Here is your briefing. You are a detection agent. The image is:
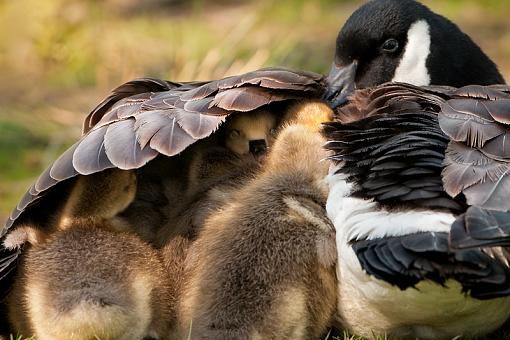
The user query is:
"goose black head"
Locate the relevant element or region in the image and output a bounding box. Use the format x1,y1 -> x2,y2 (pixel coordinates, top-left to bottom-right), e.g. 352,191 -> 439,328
325,0 -> 505,107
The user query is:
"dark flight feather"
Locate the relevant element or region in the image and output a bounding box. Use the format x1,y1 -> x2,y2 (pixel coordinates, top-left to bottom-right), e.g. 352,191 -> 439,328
323,83 -> 459,211
352,232 -> 510,299
450,207 -> 510,249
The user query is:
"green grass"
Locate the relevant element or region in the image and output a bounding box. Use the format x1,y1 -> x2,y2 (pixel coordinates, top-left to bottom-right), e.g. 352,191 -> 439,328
0,121 -> 49,180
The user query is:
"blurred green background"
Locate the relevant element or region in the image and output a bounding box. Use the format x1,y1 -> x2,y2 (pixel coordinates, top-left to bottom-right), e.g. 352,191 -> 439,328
1,0 -> 510,224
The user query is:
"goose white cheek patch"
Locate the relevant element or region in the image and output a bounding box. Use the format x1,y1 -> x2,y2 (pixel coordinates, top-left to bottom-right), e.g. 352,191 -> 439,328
392,20 -> 431,86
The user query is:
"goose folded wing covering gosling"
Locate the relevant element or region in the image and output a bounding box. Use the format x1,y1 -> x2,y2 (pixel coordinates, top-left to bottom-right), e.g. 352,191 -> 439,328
323,82 -> 510,299
4,68 -> 325,230
0,67 -> 326,295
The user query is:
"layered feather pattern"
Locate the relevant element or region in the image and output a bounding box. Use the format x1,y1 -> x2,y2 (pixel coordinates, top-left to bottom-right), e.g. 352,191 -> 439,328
451,207 -> 510,249
324,83 -> 510,296
323,84 -> 462,212
439,87 -> 510,211
352,231 -> 510,299
1,67 -> 325,247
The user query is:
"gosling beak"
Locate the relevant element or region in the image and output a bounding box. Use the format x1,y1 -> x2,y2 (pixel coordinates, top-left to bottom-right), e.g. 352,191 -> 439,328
249,139 -> 267,160
323,60 -> 357,109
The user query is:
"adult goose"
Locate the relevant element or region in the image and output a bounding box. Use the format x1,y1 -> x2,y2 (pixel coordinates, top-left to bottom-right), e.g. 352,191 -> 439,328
0,0 -> 507,336
320,0 -> 510,338
323,83 -> 510,339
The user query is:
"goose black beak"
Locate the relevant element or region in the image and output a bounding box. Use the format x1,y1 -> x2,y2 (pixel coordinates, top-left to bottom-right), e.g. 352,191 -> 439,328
323,60 -> 357,109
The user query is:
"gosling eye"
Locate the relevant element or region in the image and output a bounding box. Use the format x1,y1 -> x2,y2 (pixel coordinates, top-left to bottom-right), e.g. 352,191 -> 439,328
269,128 -> 277,136
381,38 -> 399,53
228,129 -> 240,139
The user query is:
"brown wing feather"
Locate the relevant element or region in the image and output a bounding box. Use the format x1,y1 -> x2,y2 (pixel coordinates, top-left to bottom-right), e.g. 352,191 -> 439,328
103,119 -> 159,169
182,97 -> 225,115
179,81 -> 220,102
439,85 -> 510,212
217,68 -> 321,90
175,110 -> 226,139
72,127 -> 114,175
442,142 -> 510,197
439,99 -> 505,148
463,173 -> 510,211
451,85 -> 510,100
211,86 -> 290,111
83,78 -> 182,133
148,119 -> 197,157
482,131 -> 510,160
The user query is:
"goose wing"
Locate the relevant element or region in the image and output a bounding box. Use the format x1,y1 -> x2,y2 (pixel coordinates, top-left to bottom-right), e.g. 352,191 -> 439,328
438,85 -> 510,249
0,68 -> 325,292
3,67 -> 324,232
323,83 -> 510,297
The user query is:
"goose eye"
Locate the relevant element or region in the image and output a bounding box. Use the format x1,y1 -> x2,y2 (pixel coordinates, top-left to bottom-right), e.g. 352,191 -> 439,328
381,38 -> 399,53
269,128 -> 277,135
229,129 -> 240,139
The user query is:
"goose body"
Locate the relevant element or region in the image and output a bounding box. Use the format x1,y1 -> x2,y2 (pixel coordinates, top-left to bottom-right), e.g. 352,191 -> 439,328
324,83 -> 510,339
321,1 -> 510,337
328,173 -> 510,339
